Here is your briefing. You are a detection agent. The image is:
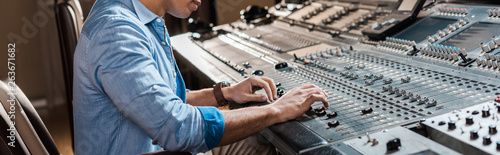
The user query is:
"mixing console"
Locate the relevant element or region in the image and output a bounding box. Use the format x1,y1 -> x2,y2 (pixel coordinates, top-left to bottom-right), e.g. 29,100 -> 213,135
172,0 -> 500,154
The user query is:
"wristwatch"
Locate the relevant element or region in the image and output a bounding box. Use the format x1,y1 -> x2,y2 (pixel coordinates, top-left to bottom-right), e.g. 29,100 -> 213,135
213,81 -> 231,106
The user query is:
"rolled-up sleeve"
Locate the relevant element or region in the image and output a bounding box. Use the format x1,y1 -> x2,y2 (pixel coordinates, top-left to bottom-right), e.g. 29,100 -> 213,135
197,107 -> 225,150
85,17 -> 224,152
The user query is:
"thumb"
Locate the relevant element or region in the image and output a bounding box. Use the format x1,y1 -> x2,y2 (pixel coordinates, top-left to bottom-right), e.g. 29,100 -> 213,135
245,94 -> 268,102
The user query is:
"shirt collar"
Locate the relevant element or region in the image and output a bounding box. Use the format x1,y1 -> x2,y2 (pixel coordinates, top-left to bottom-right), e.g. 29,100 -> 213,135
131,0 -> 159,24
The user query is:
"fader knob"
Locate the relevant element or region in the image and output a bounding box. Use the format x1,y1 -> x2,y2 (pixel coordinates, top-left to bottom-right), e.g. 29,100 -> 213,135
484,135 -> 492,145
327,112 -> 338,118
470,130 -> 479,139
482,109 -> 491,117
465,116 -> 474,125
328,120 -> 340,128
383,78 -> 393,84
361,107 -> 373,114
448,121 -> 456,130
490,125 -> 497,134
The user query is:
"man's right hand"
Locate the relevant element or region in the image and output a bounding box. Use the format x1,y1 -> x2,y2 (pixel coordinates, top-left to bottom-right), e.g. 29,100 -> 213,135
269,84 -> 330,123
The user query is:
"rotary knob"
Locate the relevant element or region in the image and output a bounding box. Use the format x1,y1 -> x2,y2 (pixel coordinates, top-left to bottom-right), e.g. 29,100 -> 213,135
482,109 -> 491,117
484,135 -> 492,145
465,116 -> 474,125
470,130 -> 479,139
448,121 -> 456,130
490,125 -> 497,134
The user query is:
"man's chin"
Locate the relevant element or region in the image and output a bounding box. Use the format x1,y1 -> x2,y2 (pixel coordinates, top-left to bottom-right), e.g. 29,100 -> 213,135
168,11 -> 192,19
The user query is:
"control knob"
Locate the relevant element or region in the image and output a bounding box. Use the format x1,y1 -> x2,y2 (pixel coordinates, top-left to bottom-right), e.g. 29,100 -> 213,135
386,138 -> 401,151
328,120 -> 340,128
327,112 -> 338,118
490,125 -> 497,134
484,135 -> 492,145
482,109 -> 491,117
448,121 -> 456,130
465,116 -> 474,125
361,107 -> 373,114
470,130 -> 479,139
251,70 -> 264,76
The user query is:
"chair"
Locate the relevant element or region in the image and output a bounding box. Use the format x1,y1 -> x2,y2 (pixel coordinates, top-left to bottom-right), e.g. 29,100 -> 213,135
54,0 -> 84,150
0,81 -> 61,155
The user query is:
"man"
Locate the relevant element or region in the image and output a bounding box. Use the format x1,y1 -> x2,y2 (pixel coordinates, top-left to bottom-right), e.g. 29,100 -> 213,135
73,0 -> 329,154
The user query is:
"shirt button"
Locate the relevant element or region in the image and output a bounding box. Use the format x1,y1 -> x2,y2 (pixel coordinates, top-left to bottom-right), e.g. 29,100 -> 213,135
153,85 -> 159,90
156,18 -> 161,23
161,42 -> 166,45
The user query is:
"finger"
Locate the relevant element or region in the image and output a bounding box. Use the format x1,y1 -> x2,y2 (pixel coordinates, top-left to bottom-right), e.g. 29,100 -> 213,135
251,78 -> 274,101
305,94 -> 329,108
245,94 -> 268,102
260,77 -> 277,100
299,84 -> 316,89
301,87 -> 326,96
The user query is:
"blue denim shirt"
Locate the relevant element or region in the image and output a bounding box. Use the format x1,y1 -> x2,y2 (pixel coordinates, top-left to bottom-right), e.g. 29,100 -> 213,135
73,0 -> 224,154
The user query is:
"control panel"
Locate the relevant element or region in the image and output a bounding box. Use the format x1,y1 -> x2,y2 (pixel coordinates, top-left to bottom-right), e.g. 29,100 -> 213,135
172,0 -> 500,154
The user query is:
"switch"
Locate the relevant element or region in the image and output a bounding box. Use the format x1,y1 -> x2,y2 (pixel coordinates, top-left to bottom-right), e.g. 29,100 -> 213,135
470,130 -> 479,139
386,138 -> 401,151
465,116 -> 474,125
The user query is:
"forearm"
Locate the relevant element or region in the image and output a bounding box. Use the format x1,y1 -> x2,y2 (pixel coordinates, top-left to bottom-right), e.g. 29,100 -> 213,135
217,104 -> 280,146
186,88 -> 218,106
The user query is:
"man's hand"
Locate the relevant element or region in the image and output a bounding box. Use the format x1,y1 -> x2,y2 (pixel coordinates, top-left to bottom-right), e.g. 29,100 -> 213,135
269,84 -> 329,123
222,76 -> 277,104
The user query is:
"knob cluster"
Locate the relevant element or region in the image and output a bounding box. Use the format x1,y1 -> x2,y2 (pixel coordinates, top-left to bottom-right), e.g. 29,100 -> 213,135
438,7 -> 468,16
426,18 -> 469,43
420,43 -> 466,61
378,37 -> 416,52
487,9 -> 500,17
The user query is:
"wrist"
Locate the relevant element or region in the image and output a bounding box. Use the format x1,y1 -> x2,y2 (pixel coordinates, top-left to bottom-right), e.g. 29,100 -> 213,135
265,104 -> 283,124
221,86 -> 232,102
